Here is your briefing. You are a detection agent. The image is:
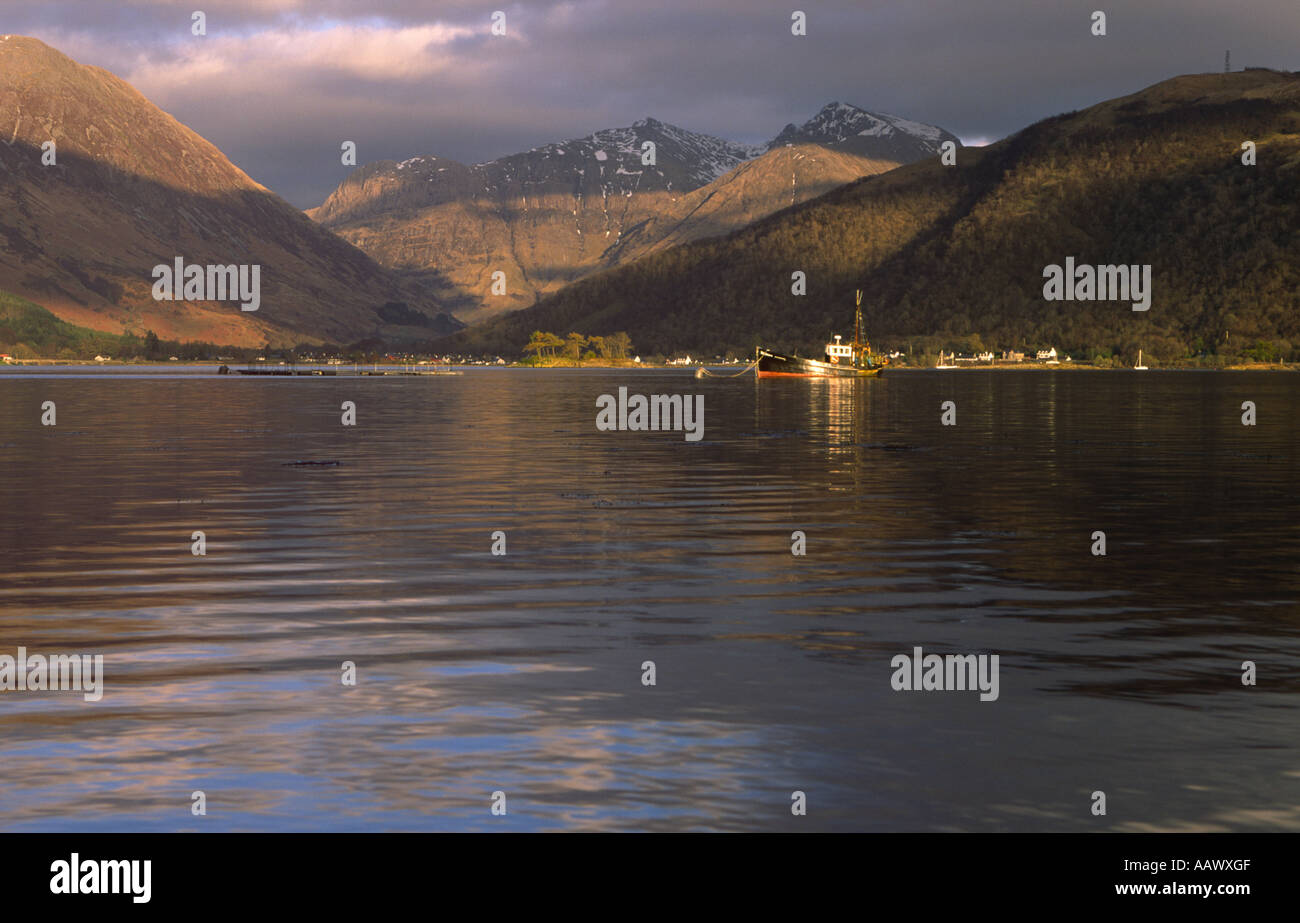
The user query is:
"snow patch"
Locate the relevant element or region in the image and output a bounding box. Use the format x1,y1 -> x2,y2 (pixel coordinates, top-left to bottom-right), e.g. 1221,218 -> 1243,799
878,113 -> 944,142
794,101 -> 947,151
395,155 -> 437,171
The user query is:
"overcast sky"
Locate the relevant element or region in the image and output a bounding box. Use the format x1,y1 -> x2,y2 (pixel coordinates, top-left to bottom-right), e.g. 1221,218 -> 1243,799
4,0 -> 1297,207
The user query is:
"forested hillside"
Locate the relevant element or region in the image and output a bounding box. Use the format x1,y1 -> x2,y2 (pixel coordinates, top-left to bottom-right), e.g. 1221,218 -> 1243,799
437,71 -> 1300,364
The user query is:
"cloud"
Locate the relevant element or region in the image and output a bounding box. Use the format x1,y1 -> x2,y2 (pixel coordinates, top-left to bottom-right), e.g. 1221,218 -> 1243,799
125,22 -> 479,87
4,0 -> 1297,207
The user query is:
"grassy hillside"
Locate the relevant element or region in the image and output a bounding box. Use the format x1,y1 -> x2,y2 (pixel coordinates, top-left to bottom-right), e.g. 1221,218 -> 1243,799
0,290 -> 245,360
0,290 -> 128,358
437,71 -> 1300,365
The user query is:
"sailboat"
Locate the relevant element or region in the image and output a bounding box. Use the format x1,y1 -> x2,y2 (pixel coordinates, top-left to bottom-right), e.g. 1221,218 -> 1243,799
935,351 -> 957,369
1134,349 -> 1148,371
755,290 -> 885,377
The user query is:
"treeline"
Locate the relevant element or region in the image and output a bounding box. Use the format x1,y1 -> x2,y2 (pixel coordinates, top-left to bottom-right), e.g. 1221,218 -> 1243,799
437,73 -> 1300,366
520,330 -> 634,365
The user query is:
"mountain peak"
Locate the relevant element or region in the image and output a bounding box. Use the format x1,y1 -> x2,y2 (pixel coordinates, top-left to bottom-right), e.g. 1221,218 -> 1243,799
0,34 -> 54,51
0,35 -> 264,197
0,35 -> 92,77
766,101 -> 957,161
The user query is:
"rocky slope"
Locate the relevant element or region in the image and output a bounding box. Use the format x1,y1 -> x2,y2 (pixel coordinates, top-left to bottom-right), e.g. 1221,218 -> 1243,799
0,36 -> 462,347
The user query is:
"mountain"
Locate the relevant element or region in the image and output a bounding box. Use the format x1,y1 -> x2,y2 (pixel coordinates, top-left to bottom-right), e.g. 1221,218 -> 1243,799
309,108 -> 954,323
600,142 -> 904,262
767,101 -> 960,161
310,117 -> 761,230
0,36 -> 462,347
435,70 -> 1300,363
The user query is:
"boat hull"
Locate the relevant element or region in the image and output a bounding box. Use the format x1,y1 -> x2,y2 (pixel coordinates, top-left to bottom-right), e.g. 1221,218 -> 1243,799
756,350 -> 882,378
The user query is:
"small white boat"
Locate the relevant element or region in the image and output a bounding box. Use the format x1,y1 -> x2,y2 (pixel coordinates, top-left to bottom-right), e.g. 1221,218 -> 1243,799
1135,349 -> 1148,371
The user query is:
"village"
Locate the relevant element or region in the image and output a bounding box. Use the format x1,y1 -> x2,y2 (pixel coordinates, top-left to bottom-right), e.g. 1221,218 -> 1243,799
935,347 -> 1066,367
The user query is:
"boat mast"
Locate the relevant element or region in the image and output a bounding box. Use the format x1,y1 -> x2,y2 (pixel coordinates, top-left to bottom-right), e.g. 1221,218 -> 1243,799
854,289 -> 870,367
854,290 -> 862,349
854,289 -> 862,366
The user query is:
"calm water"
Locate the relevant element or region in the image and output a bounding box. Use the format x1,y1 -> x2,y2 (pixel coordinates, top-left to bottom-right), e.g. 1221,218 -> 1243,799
1,366 -> 1297,831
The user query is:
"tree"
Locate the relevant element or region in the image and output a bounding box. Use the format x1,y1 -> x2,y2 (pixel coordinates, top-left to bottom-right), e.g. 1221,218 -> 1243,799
563,332 -> 587,363
605,331 -> 633,360
143,329 -> 162,360
523,330 -> 562,362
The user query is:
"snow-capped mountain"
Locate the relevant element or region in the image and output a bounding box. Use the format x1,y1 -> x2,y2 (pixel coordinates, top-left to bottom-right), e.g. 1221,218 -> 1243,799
309,104 -> 958,323
767,101 -> 959,161
496,117 -> 764,189
310,117 -> 764,228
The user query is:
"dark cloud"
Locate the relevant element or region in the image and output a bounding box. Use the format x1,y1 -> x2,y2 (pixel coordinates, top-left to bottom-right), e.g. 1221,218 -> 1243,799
5,0 -> 1297,207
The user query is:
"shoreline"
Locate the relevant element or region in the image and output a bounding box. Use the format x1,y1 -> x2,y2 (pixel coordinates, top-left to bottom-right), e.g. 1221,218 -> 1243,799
885,362 -> 1297,372
2,360 -> 1296,373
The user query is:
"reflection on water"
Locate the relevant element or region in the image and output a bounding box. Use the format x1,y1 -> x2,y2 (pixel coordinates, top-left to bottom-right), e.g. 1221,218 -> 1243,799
0,367 -> 1297,831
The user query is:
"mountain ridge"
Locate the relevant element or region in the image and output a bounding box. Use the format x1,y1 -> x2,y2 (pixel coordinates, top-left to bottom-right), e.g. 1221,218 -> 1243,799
309,103 -> 957,323
431,70 -> 1300,363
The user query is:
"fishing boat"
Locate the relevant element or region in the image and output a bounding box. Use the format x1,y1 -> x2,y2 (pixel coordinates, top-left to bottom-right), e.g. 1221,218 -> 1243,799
756,290 -> 886,378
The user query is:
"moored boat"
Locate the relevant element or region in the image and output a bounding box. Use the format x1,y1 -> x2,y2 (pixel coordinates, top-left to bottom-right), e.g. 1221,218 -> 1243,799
756,290 -> 886,378
756,347 -> 882,377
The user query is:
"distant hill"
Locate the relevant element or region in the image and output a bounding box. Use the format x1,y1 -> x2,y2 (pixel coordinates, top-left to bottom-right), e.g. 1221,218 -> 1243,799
436,71 -> 1300,363
0,36 -> 462,347
309,106 -> 954,324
